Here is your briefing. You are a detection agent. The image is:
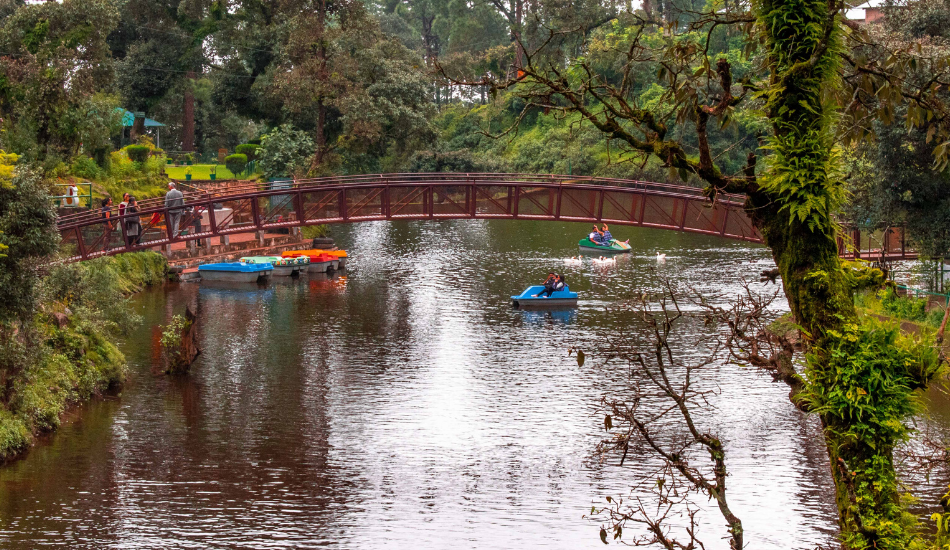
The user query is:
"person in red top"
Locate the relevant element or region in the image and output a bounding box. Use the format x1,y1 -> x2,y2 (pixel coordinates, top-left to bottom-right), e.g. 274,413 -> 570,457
118,192 -> 129,217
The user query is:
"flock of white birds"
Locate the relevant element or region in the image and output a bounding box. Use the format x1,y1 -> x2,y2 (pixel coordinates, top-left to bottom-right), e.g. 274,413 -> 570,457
563,253 -> 667,266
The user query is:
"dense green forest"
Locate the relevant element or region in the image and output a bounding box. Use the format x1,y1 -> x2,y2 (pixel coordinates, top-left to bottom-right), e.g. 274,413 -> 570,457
0,0 -> 759,179
4,0 -> 950,547
0,0 -> 943,254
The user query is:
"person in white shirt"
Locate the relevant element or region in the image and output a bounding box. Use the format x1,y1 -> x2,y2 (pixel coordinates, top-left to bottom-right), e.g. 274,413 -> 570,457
165,182 -> 185,237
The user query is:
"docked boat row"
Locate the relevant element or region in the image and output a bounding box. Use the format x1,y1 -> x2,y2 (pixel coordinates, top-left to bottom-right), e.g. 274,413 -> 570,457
197,249 -> 348,282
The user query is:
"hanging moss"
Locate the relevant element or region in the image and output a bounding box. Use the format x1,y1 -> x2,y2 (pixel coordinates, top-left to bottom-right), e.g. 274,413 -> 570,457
803,320 -> 941,549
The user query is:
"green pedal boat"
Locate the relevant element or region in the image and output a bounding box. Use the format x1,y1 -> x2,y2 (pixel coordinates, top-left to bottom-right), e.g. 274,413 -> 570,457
578,238 -> 632,253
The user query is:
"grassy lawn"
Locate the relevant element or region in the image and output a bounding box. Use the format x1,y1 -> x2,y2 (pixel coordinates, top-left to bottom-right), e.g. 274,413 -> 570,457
164,163 -> 259,180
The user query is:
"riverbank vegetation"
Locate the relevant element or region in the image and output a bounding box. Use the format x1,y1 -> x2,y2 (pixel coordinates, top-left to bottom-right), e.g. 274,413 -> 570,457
856,288 -> 948,329
0,147 -> 166,463
0,251 -> 166,463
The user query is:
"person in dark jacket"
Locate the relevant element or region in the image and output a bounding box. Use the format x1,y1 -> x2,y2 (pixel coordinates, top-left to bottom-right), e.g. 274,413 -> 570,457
100,197 -> 113,249
534,273 -> 558,297
125,196 -> 142,247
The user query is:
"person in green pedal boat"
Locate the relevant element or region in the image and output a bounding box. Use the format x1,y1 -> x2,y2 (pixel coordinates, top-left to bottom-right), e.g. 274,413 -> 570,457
588,225 -> 606,245
600,223 -> 628,245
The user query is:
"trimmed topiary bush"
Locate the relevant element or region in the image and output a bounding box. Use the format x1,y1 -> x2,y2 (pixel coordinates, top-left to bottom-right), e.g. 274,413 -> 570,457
235,143 -> 260,162
225,153 -> 248,176
125,145 -> 150,163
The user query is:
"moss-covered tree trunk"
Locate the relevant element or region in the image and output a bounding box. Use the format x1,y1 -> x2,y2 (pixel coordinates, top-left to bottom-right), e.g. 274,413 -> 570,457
752,0 -> 925,547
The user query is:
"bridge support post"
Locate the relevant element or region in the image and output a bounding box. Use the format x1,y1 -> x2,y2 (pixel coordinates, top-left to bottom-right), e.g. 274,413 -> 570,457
257,230 -> 266,246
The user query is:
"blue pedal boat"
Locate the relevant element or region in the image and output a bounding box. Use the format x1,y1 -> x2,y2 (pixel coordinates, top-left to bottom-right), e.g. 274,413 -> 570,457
511,285 -> 579,308
198,262 -> 273,283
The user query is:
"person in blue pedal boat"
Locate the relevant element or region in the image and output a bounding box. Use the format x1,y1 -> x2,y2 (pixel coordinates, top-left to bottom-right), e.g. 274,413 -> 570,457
533,273 -> 557,297
535,274 -> 565,298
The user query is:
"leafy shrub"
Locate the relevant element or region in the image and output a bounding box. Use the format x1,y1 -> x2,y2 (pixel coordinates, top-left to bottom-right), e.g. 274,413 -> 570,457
0,409 -> 29,460
301,224 -> 330,239
134,135 -> 160,152
0,168 -> 60,322
142,154 -> 165,176
42,252 -> 166,334
160,314 -> 187,350
225,153 -> 248,176
258,124 -> 314,179
69,156 -> 100,179
235,143 -> 260,162
125,145 -> 150,163
108,150 -> 137,179
49,161 -> 70,178
856,287 -> 947,328
926,307 -> 947,328
879,288 -> 928,322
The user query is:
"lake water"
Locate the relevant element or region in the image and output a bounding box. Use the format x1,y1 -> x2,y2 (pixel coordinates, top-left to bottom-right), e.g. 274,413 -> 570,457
2,218 -> 910,549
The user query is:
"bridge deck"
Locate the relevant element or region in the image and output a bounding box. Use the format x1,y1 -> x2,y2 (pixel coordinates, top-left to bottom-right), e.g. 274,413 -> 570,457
53,173 -> 917,262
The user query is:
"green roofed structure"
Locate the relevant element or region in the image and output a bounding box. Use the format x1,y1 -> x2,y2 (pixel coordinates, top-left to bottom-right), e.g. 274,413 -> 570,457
117,109 -> 166,148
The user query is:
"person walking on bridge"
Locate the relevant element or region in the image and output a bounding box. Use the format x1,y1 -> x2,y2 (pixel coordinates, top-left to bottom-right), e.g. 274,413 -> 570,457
125,195 -> 142,247
165,182 -> 184,238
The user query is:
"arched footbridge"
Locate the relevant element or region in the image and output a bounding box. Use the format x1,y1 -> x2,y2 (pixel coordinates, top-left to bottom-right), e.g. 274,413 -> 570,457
54,173 -> 913,262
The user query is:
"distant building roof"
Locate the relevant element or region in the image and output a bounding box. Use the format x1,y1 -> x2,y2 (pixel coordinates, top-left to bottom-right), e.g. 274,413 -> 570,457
847,0 -> 889,21
118,109 -> 165,128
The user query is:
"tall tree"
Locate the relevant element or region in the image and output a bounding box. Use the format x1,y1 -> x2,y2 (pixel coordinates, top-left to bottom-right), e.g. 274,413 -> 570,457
110,0 -> 222,152
216,0 -> 436,173
0,0 -> 120,164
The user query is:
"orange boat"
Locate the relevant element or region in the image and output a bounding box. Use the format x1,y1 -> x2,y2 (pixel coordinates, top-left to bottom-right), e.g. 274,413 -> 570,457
282,250 -> 339,272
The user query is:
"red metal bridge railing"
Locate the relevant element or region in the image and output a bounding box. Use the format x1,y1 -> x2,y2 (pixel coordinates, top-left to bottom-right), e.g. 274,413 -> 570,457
55,173 -> 764,263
